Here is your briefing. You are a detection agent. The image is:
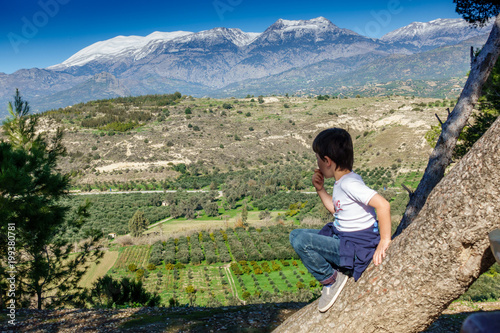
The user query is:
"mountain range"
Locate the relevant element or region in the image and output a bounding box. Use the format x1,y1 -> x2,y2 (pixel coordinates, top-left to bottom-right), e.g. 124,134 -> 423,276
0,17 -> 493,115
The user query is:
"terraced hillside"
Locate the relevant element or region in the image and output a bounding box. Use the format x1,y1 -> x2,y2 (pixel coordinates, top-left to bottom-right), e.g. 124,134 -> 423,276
28,94 -> 451,189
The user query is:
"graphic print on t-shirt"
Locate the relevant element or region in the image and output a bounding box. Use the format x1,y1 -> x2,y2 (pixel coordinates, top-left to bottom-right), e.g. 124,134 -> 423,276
334,200 -> 342,212
333,200 -> 343,227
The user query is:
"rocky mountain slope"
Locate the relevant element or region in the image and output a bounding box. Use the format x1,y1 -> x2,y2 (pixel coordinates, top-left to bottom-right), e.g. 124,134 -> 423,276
214,33 -> 487,98
381,18 -> 492,49
0,17 -> 492,116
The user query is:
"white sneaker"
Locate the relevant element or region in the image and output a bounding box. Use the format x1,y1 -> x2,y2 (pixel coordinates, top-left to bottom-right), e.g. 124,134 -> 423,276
318,271 -> 348,312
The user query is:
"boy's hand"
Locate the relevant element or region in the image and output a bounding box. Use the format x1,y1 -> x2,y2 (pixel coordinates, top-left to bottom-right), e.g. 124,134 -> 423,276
312,168 -> 335,214
373,238 -> 391,266
312,169 -> 325,191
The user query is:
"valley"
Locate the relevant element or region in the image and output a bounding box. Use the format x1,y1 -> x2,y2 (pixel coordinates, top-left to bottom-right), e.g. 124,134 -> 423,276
30,92 -> 498,310
3,90 -> 500,331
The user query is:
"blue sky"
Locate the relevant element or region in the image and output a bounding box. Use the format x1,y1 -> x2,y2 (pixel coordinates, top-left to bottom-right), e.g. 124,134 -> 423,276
1,0 -> 462,74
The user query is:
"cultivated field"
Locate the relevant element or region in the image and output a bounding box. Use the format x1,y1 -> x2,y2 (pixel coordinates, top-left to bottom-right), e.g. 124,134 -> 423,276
79,251 -> 119,288
144,210 -> 288,236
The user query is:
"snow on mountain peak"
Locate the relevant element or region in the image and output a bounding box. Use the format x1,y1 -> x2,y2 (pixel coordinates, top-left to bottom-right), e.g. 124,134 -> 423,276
381,18 -> 493,47
250,16 -> 358,46
171,27 -> 260,47
50,27 -> 264,69
48,17 -> 485,71
272,16 -> 338,32
49,31 -> 193,68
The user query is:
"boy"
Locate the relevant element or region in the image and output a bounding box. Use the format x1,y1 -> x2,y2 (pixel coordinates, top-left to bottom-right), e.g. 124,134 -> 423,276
289,128 -> 391,312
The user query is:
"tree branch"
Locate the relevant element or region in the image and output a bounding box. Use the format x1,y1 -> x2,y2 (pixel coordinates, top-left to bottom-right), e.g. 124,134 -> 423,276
401,184 -> 413,196
393,14 -> 500,237
435,113 -> 444,126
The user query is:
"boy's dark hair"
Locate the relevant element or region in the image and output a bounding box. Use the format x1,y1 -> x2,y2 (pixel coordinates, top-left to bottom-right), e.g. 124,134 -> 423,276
312,128 -> 353,171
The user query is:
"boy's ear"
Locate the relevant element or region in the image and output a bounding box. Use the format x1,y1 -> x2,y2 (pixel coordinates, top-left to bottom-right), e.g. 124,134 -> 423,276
323,156 -> 333,167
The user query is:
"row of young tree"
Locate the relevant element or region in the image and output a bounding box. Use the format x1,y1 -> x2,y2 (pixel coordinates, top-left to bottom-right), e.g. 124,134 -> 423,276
144,226 -> 298,268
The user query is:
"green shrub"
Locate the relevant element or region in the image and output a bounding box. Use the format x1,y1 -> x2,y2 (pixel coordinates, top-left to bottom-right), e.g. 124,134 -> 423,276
168,297 -> 179,307
459,264 -> 500,301
261,262 -> 271,273
87,275 -> 161,308
135,269 -> 145,280
174,262 -> 185,269
271,261 -> 282,271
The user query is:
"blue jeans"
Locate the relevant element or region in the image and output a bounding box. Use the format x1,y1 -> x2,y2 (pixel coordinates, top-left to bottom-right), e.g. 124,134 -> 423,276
289,228 -> 341,285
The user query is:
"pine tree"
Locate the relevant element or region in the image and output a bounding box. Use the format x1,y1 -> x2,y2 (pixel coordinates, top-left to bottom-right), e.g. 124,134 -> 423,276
0,90 -> 103,309
129,210 -> 149,237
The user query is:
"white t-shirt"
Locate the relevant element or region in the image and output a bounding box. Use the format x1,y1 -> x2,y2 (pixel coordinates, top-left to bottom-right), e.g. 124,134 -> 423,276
332,172 -> 378,232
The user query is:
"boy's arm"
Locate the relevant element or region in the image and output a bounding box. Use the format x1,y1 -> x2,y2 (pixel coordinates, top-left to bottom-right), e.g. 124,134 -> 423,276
312,169 -> 335,214
368,193 -> 391,266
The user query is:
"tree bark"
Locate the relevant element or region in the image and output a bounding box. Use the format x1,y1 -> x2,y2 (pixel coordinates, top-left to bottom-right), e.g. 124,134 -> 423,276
394,14 -> 500,237
275,115 -> 500,332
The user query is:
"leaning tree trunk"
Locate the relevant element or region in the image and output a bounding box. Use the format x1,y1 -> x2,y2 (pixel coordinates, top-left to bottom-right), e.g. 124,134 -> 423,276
394,14 -> 500,237
275,116 -> 500,332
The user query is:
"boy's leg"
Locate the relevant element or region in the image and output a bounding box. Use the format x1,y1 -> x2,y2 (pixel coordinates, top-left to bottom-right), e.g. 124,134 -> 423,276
289,228 -> 348,312
289,229 -> 340,285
